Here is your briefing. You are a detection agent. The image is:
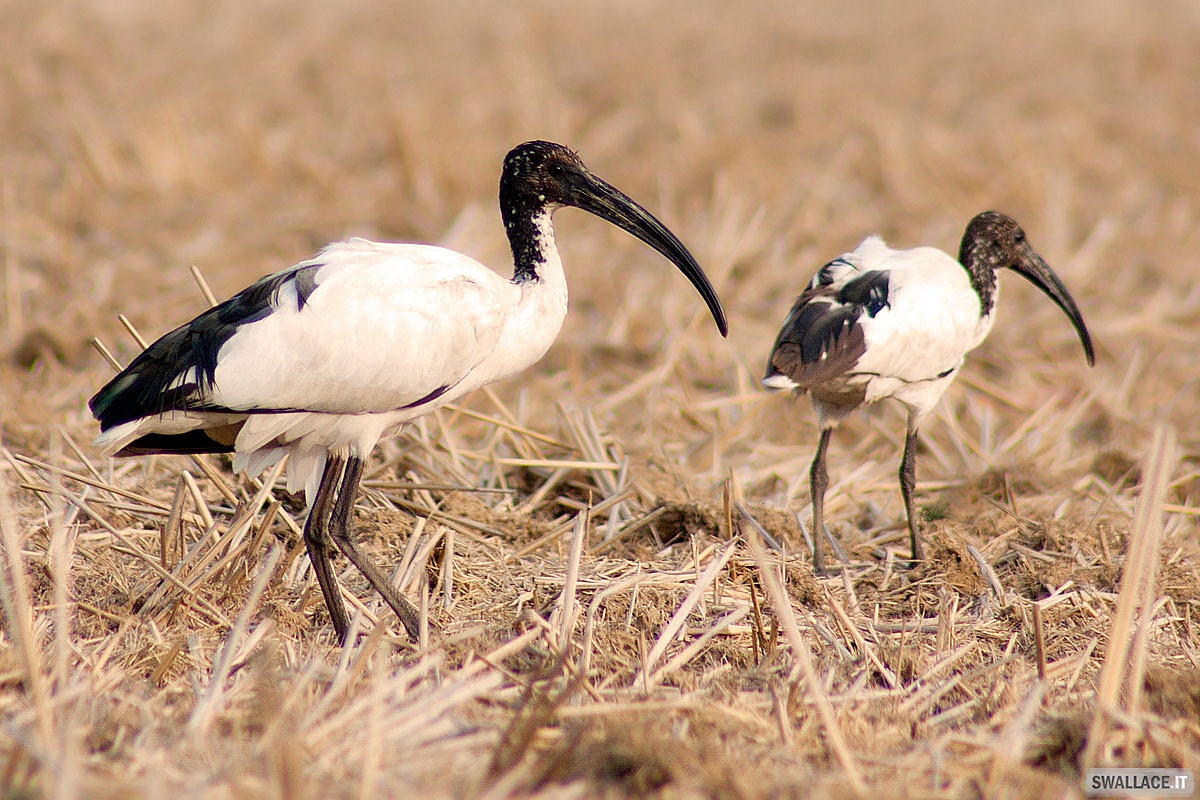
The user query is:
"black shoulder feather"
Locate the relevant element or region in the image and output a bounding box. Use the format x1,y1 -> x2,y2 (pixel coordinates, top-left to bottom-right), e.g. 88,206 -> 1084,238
764,287 -> 869,390
89,264 -> 321,429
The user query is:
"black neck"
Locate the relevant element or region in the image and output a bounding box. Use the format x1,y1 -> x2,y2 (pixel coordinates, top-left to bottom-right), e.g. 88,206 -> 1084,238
499,184 -> 552,283
958,233 -> 999,317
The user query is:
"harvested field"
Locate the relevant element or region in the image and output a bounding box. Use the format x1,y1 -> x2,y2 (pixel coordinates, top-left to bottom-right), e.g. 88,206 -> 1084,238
1,1 -> 1199,797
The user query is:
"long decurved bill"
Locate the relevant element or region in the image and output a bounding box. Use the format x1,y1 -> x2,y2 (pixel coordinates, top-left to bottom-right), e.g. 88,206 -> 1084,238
1012,247 -> 1096,366
568,172 -> 728,337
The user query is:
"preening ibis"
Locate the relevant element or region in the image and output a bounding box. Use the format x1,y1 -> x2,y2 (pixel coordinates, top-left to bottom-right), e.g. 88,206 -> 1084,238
90,140 -> 728,643
763,211 -> 1094,574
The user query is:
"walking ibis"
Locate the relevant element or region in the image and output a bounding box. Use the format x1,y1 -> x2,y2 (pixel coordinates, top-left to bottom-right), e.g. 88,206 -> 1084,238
763,211 -> 1094,574
90,140 -> 728,643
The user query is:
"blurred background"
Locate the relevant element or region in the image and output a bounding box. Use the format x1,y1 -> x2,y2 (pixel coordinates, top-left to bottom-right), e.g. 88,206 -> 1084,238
2,1 -> 1197,476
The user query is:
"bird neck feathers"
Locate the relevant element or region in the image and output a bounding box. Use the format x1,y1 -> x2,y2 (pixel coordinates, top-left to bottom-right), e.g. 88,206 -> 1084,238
502,202 -> 562,282
957,234 -> 999,317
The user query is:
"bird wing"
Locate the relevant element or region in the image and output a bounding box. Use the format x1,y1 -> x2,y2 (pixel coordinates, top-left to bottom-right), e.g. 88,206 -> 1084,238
764,284 -> 869,390
763,239 -> 984,392
763,241 -> 892,390
90,240 -> 516,430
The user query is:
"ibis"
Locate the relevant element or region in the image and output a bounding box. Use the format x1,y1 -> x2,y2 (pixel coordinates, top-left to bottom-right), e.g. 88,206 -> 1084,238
90,140 -> 728,643
763,211 -> 1094,574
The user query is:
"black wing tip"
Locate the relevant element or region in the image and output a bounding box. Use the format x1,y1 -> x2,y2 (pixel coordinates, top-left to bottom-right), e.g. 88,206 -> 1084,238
766,300 -> 867,390
113,430 -> 237,457
88,369 -> 129,420
88,265 -> 317,429
88,377 -> 193,431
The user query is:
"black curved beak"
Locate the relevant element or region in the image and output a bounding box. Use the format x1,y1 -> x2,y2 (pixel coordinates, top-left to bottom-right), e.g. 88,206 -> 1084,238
1011,247 -> 1095,366
567,172 -> 728,337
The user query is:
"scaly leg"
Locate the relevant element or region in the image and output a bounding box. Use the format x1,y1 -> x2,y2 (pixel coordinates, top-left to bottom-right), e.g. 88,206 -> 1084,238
809,427 -> 833,575
327,456 -> 422,641
899,423 -> 925,565
303,456 -> 352,642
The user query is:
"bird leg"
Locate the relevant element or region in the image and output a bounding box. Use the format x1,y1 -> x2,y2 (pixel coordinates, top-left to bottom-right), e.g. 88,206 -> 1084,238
899,425 -> 925,565
303,456 -> 352,642
326,456 -> 423,642
809,427 -> 833,575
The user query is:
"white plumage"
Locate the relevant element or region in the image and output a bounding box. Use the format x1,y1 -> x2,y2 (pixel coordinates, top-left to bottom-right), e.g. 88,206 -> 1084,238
92,141 -> 728,643
764,211 -> 1094,574
96,234 -> 570,503
765,236 -> 994,424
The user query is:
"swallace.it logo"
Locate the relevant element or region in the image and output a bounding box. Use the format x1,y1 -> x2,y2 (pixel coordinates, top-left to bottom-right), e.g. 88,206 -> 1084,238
1085,768 -> 1193,797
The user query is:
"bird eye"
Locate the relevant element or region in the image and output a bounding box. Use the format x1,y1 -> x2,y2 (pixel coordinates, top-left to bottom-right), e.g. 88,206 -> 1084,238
547,163 -> 566,178
1014,231 -> 1026,243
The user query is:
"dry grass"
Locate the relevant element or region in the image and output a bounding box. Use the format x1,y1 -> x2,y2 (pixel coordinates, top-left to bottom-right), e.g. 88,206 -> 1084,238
2,1 -> 1199,797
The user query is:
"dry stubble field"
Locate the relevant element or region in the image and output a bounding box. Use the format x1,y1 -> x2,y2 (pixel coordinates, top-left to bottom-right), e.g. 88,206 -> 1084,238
1,2 -> 1199,797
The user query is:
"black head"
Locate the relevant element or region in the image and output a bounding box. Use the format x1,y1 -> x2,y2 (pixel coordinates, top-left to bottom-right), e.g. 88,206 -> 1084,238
499,140 -> 728,337
961,212 -> 1027,268
961,211 -> 1095,366
500,140 -> 591,211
